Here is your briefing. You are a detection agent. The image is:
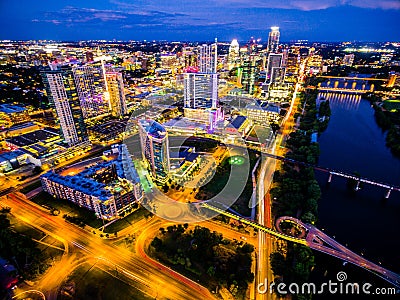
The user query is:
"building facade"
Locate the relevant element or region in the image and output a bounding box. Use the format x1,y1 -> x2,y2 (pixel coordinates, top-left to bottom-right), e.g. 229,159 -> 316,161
266,53 -> 285,84
138,119 -> 170,183
267,26 -> 280,53
228,39 -> 240,70
239,58 -> 258,95
41,144 -> 143,219
244,102 -> 282,124
198,41 -> 217,73
105,72 -> 127,117
183,72 -> 218,109
41,65 -> 88,146
72,65 -> 107,118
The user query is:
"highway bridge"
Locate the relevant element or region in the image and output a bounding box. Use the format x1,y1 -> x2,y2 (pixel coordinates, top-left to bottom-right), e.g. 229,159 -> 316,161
200,203 -> 400,290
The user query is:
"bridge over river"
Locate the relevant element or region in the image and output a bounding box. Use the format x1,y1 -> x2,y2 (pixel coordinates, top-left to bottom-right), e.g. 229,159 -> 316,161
200,203 -> 400,290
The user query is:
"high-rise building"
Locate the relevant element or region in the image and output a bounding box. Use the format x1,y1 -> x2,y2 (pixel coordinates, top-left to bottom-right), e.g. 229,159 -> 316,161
105,72 -> 127,117
182,47 -> 198,71
239,58 -> 258,95
266,53 -> 284,83
198,41 -> 218,73
228,39 -> 240,70
183,40 -> 220,132
41,65 -> 88,146
184,73 -> 218,109
185,40 -> 218,109
270,67 -> 286,84
267,26 -> 280,53
72,65 -> 107,118
138,119 -> 170,183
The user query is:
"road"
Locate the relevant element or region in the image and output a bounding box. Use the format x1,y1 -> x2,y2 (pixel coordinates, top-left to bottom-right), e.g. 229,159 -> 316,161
255,58 -> 307,300
1,193 -> 215,300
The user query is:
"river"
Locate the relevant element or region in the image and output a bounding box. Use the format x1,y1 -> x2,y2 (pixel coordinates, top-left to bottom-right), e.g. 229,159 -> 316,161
311,92 -> 400,299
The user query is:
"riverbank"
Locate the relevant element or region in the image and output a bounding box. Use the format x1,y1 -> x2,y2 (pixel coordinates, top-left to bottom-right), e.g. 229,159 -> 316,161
313,93 -> 400,299
366,93 -> 400,157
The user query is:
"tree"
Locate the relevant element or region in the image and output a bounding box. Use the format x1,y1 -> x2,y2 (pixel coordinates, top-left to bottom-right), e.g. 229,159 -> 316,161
301,211 -> 316,224
240,243 -> 254,254
271,122 -> 280,135
151,237 -> 162,251
270,252 -> 286,277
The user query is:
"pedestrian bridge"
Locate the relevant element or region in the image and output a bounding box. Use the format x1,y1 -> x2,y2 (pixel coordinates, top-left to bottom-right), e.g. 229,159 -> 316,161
200,203 -> 400,290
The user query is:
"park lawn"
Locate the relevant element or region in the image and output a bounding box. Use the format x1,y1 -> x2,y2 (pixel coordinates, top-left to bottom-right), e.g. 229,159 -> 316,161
59,263 -> 153,300
195,150 -> 259,216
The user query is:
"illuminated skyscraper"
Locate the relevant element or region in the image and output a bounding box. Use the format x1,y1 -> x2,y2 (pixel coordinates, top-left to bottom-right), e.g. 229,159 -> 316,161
138,119 -> 170,183
185,39 -> 218,109
41,65 -> 88,146
228,39 -> 240,70
266,53 -> 285,83
184,73 -> 218,109
267,26 -> 280,53
72,65 -> 107,118
198,40 -> 218,73
105,72 -> 127,117
239,57 -> 258,95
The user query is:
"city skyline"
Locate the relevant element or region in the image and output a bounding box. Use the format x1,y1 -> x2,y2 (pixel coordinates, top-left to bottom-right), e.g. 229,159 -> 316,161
0,0 -> 399,42
0,2 -> 400,297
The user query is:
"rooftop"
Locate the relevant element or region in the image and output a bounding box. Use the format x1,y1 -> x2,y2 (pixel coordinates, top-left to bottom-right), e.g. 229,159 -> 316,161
230,115 -> 247,130
139,119 -> 167,139
41,145 -> 140,201
6,128 -> 59,147
245,102 -> 281,113
0,103 -> 26,114
0,149 -> 26,163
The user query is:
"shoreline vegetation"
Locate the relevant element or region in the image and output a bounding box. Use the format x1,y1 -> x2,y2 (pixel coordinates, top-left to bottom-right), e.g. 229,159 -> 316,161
269,79 -> 331,300
366,93 -> 400,158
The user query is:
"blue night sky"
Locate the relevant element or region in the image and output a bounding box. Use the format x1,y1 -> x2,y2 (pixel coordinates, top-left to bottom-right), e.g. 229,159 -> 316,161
0,0 -> 399,42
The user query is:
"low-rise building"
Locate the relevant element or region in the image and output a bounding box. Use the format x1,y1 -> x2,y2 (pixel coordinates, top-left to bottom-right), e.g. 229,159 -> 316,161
41,144 -> 143,219
226,115 -> 252,137
243,101 -> 282,124
0,104 -> 30,125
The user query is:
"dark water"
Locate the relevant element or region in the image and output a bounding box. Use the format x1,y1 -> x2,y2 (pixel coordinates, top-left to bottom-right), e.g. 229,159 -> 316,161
311,93 -> 400,299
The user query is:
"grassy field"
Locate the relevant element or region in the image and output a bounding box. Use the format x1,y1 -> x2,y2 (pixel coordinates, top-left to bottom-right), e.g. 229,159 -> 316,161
58,263 -> 154,300
31,191 -> 103,228
195,149 -> 259,216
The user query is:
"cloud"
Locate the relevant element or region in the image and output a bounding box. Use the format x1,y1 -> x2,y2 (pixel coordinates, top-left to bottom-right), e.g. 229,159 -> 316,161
31,5 -> 187,27
209,0 -> 400,10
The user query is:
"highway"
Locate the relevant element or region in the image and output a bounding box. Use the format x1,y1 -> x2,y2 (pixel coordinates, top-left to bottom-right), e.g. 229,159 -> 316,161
1,193 -> 216,300
254,58 -> 308,300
